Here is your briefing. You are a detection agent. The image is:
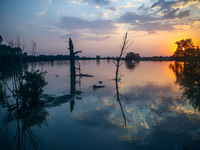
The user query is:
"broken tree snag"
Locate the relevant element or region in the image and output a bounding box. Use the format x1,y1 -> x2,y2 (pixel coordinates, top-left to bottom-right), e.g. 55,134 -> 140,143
68,38 -> 76,77
68,38 -> 76,112
68,38 -> 76,97
68,38 -> 82,77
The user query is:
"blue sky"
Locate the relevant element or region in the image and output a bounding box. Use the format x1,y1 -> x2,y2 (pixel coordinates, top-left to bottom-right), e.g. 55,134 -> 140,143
0,0 -> 200,57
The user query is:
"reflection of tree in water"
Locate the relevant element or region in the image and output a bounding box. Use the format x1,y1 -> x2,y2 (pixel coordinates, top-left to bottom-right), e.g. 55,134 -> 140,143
96,59 -> 100,66
0,38 -> 85,149
114,79 -> 127,127
0,62 -> 28,93
0,107 -> 49,150
0,46 -> 49,149
0,82 -> 6,107
125,60 -> 139,70
169,61 -> 200,111
0,39 -> 80,149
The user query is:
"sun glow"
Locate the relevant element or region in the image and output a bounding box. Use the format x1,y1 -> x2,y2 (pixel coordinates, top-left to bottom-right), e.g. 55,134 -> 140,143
182,48 -> 185,50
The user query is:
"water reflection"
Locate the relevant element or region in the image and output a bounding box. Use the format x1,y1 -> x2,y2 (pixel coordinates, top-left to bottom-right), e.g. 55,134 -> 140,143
114,62 -> 129,127
112,81 -> 200,149
0,107 -> 48,150
125,60 -> 139,70
0,82 -> 6,107
1,60 -> 200,150
96,59 -> 100,66
169,61 -> 200,112
0,62 -> 28,80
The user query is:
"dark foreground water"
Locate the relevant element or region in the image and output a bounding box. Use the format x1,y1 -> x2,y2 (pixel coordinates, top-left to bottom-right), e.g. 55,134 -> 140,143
0,60 -> 200,150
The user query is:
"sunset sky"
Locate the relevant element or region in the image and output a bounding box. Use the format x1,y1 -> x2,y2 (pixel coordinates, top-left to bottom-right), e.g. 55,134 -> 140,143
0,0 -> 200,57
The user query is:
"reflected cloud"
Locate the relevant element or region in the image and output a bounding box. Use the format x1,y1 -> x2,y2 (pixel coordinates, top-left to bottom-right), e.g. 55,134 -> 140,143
75,78 -> 200,148
73,109 -> 121,129
123,82 -> 176,103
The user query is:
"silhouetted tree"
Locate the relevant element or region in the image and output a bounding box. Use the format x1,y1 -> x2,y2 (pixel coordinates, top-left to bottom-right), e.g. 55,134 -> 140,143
173,39 -> 200,59
113,31 -> 132,80
0,35 -> 28,63
18,70 -> 48,107
16,34 -> 21,48
68,38 -> 81,77
96,55 -> 101,59
125,52 -> 140,61
0,37 -> 47,113
0,35 -> 3,45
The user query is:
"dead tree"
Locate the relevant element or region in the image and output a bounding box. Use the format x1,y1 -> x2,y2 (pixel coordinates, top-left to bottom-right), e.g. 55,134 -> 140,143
68,38 -> 81,77
113,31 -> 132,80
113,31 -> 132,127
68,38 -> 81,112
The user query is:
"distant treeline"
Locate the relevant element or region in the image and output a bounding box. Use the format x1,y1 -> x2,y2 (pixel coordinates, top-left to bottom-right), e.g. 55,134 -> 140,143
0,44 -> 27,63
26,55 -> 174,61
0,43 -> 199,63
28,55 -> 117,61
28,55 -> 78,61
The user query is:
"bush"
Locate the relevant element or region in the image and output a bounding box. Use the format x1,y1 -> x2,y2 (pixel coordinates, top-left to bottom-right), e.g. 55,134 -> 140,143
18,70 -> 48,106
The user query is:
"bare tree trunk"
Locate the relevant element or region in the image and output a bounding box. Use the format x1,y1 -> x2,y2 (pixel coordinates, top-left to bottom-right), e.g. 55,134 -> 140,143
114,32 -> 128,80
68,38 -> 76,112
68,38 -> 76,77
68,38 -> 76,94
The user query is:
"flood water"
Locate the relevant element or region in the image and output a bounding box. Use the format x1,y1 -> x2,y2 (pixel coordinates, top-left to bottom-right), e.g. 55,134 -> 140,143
0,60 -> 200,150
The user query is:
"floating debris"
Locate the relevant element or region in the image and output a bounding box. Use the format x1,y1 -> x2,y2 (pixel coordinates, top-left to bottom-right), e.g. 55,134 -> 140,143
92,85 -> 105,91
77,73 -> 94,77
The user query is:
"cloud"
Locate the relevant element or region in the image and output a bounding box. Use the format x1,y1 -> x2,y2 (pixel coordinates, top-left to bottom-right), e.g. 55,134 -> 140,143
163,8 -> 190,19
48,0 -> 52,4
83,0 -> 111,6
55,16 -> 117,34
150,0 -> 199,14
60,31 -> 111,41
117,12 -> 177,33
151,0 -> 177,10
88,35 -> 111,41
38,11 -> 46,16
132,22 -> 177,34
56,17 -> 114,41
118,12 -> 157,23
117,0 -> 196,34
56,12 -> 61,16
108,6 -> 118,11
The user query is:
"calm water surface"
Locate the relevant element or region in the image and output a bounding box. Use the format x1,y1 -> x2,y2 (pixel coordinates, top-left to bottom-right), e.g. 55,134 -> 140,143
0,60 -> 200,150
